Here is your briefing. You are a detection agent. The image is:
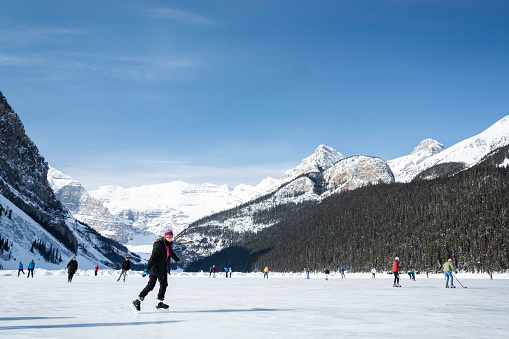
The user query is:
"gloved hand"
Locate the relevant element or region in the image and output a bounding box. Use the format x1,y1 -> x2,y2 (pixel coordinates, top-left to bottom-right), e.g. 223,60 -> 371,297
177,259 -> 182,264
142,269 -> 149,277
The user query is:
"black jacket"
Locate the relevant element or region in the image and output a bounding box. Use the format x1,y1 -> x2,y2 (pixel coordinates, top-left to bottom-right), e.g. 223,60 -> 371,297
145,238 -> 180,277
121,259 -> 131,271
66,259 -> 78,272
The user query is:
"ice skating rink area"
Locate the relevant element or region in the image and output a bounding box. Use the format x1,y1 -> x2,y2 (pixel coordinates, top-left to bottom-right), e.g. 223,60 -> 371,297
1,270 -> 508,338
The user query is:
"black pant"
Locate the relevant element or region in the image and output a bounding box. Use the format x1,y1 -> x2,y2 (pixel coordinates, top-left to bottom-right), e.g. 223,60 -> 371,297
27,269 -> 34,278
18,269 -> 25,276
140,275 -> 168,301
68,271 -> 75,282
393,272 -> 400,284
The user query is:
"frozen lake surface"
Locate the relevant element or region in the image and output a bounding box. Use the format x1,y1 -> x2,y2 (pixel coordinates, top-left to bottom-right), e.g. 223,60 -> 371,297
1,270 -> 508,338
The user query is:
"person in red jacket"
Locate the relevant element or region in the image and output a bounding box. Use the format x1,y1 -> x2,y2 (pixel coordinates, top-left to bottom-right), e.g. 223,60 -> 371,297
392,257 -> 401,287
94,265 -> 99,276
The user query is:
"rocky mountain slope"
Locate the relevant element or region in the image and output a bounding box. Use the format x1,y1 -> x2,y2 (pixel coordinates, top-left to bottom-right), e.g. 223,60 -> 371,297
48,167 -> 132,244
0,91 -> 142,269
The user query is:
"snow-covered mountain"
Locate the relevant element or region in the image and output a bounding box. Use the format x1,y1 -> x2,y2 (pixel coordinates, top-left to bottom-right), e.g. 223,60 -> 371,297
47,167 -> 132,244
0,91 -> 141,270
176,154 -> 394,258
281,144 -> 344,180
81,178 -> 280,257
388,139 -> 445,182
388,116 -> 509,182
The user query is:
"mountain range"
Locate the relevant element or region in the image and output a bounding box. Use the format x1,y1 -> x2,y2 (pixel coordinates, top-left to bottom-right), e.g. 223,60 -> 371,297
3,86 -> 507,271
46,114 -> 509,264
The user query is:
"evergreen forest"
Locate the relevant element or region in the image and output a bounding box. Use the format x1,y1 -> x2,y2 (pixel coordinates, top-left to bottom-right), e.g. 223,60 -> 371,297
186,145 -> 509,274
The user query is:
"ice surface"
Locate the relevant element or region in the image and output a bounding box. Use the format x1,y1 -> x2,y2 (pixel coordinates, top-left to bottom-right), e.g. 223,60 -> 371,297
1,271 -> 508,338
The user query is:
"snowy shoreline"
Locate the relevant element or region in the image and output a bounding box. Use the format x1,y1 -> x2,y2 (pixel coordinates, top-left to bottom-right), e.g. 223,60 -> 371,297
1,269 -> 506,279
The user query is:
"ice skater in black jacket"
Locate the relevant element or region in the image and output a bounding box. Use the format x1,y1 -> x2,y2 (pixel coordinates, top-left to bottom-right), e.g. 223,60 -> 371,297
132,229 -> 181,311
66,257 -> 78,283
117,257 -> 131,282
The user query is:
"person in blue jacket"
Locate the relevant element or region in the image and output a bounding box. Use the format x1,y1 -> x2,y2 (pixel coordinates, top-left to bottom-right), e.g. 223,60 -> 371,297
340,267 -> 346,279
27,260 -> 35,278
18,262 -> 25,277
224,267 -> 229,278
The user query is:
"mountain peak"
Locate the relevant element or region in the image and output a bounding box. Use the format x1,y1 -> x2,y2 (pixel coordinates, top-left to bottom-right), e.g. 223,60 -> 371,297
410,139 -> 444,156
281,145 -> 345,180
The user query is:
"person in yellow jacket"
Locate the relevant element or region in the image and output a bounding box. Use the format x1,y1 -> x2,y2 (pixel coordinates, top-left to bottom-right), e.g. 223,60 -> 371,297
443,258 -> 457,288
263,266 -> 269,279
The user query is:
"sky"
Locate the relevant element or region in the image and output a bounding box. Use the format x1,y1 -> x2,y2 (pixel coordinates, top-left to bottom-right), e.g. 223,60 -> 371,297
1,0 -> 508,190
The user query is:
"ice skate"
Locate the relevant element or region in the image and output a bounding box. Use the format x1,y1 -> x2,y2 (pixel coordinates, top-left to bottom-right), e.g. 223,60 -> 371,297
156,300 -> 169,311
131,298 -> 141,313
450,284 -> 456,288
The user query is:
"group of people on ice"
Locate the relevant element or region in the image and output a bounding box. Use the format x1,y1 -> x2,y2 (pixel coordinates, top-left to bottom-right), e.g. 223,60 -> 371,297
17,260 -> 35,278
392,256 -> 458,288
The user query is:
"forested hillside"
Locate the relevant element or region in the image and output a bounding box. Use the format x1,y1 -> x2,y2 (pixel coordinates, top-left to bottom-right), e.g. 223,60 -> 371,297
186,145 -> 509,273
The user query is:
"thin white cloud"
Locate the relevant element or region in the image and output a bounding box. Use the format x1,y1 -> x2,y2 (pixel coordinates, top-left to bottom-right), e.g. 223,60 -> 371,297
0,27 -> 85,44
0,51 -> 200,81
145,8 -> 215,26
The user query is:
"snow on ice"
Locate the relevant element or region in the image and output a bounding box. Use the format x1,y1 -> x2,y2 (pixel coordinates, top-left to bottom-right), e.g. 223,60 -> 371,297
1,270 -> 508,338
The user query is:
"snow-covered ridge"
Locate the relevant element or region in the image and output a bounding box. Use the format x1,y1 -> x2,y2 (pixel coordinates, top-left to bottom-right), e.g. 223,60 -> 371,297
389,115 -> 509,182
418,115 -> 509,170
388,139 -> 444,182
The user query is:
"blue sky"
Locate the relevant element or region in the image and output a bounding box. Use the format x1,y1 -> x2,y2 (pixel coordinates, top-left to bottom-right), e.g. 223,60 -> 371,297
1,1 -> 508,190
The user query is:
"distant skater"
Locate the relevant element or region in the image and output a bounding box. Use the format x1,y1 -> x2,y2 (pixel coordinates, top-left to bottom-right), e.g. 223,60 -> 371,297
132,229 -> 181,312
443,258 -> 457,288
66,257 -> 78,283
212,265 -> 216,278
306,268 -> 310,279
392,257 -> 400,287
371,268 -> 376,279
264,266 -> 269,279
489,272 -> 493,280
340,267 -> 345,279
229,267 -> 232,278
224,267 -> 229,278
324,268 -> 330,280
408,269 -> 416,281
27,260 -> 35,278
209,266 -> 212,277
95,265 -> 99,276
17,262 -> 24,277
117,257 -> 130,282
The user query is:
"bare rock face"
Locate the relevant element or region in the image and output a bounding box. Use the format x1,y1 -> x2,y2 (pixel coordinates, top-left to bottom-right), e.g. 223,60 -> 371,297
48,167 -> 132,244
0,91 -> 77,251
322,156 -> 395,195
